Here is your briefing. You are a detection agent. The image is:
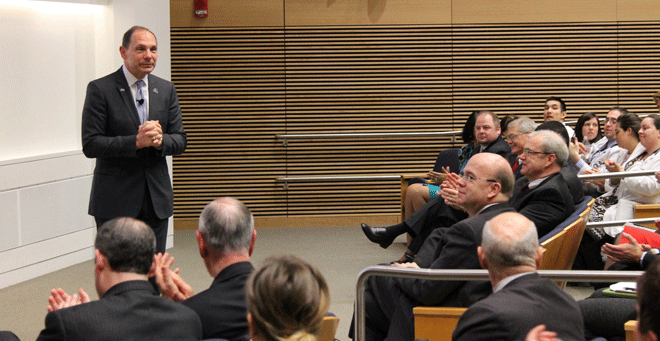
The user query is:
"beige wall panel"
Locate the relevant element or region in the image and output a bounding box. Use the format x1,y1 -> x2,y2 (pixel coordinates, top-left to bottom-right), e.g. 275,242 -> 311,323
618,0 -> 660,21
285,0 -> 451,26
452,0 -> 616,23
170,0 -> 283,27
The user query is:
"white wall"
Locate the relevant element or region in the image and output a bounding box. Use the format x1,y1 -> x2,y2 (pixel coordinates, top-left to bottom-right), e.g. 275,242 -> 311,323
0,0 -> 173,289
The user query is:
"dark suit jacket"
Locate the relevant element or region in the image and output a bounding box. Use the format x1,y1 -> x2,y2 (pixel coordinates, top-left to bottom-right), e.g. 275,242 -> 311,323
509,173 -> 575,238
362,203 -> 514,341
82,67 -> 187,219
182,262 -> 253,341
37,280 -> 202,341
479,135 -> 511,158
453,273 -> 584,341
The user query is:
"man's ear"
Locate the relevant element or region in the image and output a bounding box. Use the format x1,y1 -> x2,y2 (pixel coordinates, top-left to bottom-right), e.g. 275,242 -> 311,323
535,247 -> 544,269
477,246 -> 488,270
95,249 -> 108,274
196,230 -> 208,258
248,229 -> 257,256
487,182 -> 502,200
147,255 -> 157,277
119,46 -> 127,60
247,313 -> 257,339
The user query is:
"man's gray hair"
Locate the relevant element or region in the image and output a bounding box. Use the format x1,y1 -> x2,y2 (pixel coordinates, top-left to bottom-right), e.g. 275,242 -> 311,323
527,130 -> 568,167
482,218 -> 539,269
508,117 -> 538,134
198,197 -> 254,254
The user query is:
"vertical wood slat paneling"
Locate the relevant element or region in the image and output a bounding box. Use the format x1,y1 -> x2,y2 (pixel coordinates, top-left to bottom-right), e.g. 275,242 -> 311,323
170,22 -> 660,223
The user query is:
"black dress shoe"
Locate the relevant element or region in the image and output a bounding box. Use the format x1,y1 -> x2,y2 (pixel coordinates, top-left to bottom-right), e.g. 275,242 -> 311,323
361,223 -> 395,249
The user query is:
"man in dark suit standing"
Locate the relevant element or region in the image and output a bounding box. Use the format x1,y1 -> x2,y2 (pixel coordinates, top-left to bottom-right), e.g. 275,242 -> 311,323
350,153 -> 516,341
452,212 -> 584,341
154,197 -> 256,341
82,26 -> 186,254
36,218 -> 202,341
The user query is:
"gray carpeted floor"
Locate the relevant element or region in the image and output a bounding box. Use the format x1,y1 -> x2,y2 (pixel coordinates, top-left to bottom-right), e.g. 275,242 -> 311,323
0,226 -> 594,341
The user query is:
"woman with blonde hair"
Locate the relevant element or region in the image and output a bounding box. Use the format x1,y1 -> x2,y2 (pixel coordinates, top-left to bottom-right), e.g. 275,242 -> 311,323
246,255 -> 330,341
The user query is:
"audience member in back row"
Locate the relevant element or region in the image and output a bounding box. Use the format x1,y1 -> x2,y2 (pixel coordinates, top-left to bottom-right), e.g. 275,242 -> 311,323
452,212 -> 584,341
349,153 -> 516,341
247,254 -> 330,341
544,96 -> 575,139
575,112 -> 603,148
360,128 -> 574,262
533,120 -> 584,205
569,107 -> 626,197
36,218 -> 202,341
154,197 -> 256,341
363,111 -> 510,262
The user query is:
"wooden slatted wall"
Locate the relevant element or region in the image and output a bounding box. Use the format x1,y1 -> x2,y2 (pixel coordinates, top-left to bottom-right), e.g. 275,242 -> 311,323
171,22 -> 660,228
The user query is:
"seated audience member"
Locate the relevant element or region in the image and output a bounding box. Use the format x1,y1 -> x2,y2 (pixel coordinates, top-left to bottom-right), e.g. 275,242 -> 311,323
533,120 -> 585,205
452,212 -> 584,341
0,332 -> 19,341
350,153 -> 516,341
247,255 -> 330,341
509,130 -> 575,237
396,110 -> 510,261
654,91 -> 660,113
569,108 -> 626,197
576,111 -> 643,271
361,129 -> 574,260
575,112 -> 603,148
505,117 -> 538,179
403,111 -> 478,222
635,257 -> 660,341
544,96 -> 575,138
155,197 -> 256,341
36,218 -> 202,341
589,113 -> 660,234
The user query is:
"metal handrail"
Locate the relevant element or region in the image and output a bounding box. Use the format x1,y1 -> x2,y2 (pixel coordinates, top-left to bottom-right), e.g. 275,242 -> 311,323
354,267 -> 642,341
275,169 -> 658,183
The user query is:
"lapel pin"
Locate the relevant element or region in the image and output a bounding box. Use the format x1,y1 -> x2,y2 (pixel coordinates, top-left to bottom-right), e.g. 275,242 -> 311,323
153,88 -> 158,94
120,88 -> 125,92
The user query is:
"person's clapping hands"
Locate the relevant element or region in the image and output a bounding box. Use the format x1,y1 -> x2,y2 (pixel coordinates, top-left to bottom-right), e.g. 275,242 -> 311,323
47,288 -> 90,312
153,252 -> 194,302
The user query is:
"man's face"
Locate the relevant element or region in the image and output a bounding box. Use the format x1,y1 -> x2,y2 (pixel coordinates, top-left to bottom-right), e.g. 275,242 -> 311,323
474,114 -> 501,145
120,29 -> 158,79
603,109 -> 621,140
519,135 -> 553,180
544,100 -> 567,122
457,156 -> 496,211
505,125 -> 528,156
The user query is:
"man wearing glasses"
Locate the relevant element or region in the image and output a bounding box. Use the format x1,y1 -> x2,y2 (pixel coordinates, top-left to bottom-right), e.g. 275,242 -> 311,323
510,130 -> 575,237
350,153 -> 516,341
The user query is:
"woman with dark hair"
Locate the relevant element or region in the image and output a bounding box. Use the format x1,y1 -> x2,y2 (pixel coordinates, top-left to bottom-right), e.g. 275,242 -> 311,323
246,255 -> 330,341
575,112 -> 603,147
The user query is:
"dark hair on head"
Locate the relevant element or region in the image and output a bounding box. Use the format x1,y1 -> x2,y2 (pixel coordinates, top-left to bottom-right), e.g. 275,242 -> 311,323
535,120 -> 570,146
545,96 -> 566,112
637,258 -> 660,337
247,255 -> 330,341
645,114 -> 660,130
95,217 -> 156,275
616,111 -> 642,140
575,112 -> 603,144
461,111 -> 479,144
122,26 -> 156,49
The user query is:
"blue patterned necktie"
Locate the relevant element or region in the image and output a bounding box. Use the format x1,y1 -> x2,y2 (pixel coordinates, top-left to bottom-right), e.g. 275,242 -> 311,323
135,80 -> 147,124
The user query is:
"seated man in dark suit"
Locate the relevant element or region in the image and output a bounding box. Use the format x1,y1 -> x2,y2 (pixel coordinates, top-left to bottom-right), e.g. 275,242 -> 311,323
362,129 -> 575,260
452,212 -> 584,341
378,110 -> 511,262
635,257 -> 660,341
510,129 -> 576,237
350,153 -> 516,341
37,218 -> 202,341
154,197 -> 255,341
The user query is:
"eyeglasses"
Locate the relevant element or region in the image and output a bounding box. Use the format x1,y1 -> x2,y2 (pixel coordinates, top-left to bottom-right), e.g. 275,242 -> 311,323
459,173 -> 497,183
522,149 -> 551,156
504,132 -> 527,142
